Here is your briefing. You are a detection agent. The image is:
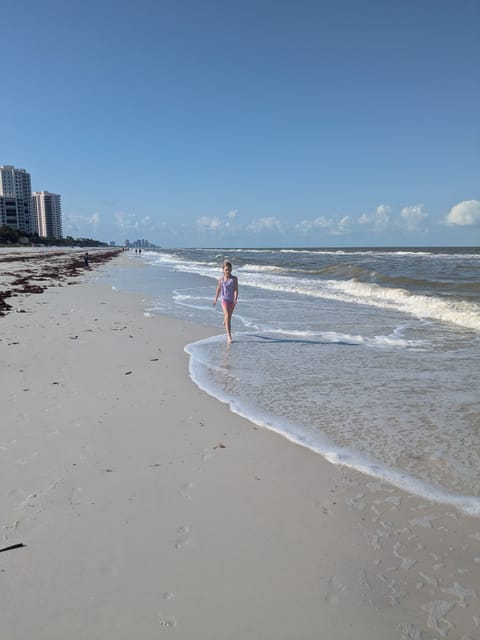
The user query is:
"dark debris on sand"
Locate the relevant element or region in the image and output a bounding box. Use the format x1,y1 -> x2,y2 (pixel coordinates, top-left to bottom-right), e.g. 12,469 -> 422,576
0,249 -> 121,317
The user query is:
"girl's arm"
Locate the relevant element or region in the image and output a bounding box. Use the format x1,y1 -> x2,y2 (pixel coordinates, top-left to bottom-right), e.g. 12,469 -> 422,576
233,276 -> 239,304
213,279 -> 221,305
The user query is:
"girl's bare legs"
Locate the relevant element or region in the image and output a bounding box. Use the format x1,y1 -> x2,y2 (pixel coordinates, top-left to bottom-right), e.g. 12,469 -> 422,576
222,303 -> 234,342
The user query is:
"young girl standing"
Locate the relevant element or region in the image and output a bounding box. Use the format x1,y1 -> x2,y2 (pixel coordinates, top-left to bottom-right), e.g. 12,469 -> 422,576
213,261 -> 239,343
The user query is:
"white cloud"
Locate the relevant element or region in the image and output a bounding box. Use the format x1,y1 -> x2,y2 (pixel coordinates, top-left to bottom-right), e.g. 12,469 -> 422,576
197,216 -> 222,231
376,204 -> 390,215
114,211 -> 138,231
246,216 -> 283,232
358,204 -> 391,230
114,211 -> 155,233
295,216 -> 332,232
332,215 -> 353,235
446,200 -> 480,226
196,209 -> 239,233
358,213 -> 371,225
374,204 -> 391,230
64,212 -> 100,235
89,213 -> 100,228
400,204 -> 428,231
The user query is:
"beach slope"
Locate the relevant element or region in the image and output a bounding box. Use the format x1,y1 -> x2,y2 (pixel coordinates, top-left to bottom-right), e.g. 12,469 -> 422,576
1,251 -> 479,639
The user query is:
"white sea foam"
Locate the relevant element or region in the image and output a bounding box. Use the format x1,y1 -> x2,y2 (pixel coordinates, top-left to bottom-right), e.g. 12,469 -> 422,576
276,248 -> 479,259
328,279 -> 480,331
236,272 -> 480,331
239,263 -> 286,272
258,328 -> 428,349
185,335 -> 480,516
153,257 -> 480,331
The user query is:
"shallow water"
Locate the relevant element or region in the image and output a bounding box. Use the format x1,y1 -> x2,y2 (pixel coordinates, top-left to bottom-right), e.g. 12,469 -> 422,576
104,247 -> 480,514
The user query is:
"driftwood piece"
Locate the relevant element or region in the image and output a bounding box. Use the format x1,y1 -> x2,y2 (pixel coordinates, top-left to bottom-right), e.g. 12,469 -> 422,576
0,543 -> 26,553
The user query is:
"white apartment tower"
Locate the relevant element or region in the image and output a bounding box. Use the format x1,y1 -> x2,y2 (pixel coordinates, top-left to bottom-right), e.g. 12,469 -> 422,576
32,191 -> 63,239
0,165 -> 35,233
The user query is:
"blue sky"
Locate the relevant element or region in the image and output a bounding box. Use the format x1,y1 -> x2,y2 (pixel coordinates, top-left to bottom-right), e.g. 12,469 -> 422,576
1,0 -> 479,247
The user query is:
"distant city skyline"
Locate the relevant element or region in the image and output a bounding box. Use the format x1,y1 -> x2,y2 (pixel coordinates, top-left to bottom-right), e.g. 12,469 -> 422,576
1,0 -> 479,247
124,238 -> 157,248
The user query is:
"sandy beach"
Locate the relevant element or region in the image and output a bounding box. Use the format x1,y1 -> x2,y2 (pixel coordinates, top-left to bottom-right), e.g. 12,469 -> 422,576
1,249 -> 479,639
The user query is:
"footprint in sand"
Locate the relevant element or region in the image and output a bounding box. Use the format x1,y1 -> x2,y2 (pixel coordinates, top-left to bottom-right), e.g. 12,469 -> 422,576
201,447 -> 213,462
14,451 -> 39,465
418,571 -> 439,589
421,599 -> 455,637
158,616 -> 177,630
393,541 -> 417,570
346,493 -> 367,511
178,482 -> 194,500
409,514 -> 437,529
373,494 -> 401,511
68,487 -> 82,508
21,491 -> 40,508
441,582 -> 477,608
2,520 -> 20,543
0,439 -> 17,453
158,592 -> 177,630
174,525 -> 191,550
324,576 -> 347,605
397,623 -> 423,640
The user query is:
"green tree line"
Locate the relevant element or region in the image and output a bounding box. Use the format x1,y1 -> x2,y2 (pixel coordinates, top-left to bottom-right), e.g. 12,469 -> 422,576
0,225 -> 108,247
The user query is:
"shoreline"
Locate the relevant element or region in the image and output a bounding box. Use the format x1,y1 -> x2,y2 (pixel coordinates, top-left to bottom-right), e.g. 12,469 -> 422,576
1,251 -> 479,639
186,335 -> 480,518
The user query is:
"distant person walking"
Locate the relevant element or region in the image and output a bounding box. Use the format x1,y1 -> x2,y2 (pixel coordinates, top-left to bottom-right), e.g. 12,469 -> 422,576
213,261 -> 238,343
84,252 -> 89,268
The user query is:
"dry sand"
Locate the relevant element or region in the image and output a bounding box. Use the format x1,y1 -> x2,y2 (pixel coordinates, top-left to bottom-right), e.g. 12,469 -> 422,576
1,249 -> 479,639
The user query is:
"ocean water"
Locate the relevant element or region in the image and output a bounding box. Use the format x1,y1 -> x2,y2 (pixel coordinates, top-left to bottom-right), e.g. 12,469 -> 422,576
105,247 -> 480,515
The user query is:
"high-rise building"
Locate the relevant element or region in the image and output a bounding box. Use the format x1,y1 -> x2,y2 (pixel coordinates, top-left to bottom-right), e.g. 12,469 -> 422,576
32,191 -> 63,239
0,165 -> 34,233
